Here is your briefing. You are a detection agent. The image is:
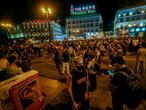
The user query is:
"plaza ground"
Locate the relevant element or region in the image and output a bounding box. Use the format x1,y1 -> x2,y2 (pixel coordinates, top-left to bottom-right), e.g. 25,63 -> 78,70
31,54 -> 146,110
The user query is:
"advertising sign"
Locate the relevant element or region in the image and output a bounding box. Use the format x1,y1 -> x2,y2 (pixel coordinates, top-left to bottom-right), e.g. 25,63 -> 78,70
70,4 -> 96,16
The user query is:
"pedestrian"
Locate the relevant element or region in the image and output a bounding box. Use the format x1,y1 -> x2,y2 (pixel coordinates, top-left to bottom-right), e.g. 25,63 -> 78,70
67,59 -> 89,110
87,54 -> 97,92
136,42 -> 146,76
53,47 -> 61,72
107,56 -> 142,110
62,47 -> 71,78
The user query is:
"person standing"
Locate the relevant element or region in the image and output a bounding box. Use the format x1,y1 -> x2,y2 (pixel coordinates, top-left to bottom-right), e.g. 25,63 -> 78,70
53,47 -> 61,72
87,54 -> 97,92
67,59 -> 89,110
136,42 -> 146,76
62,47 -> 71,78
107,56 -> 142,110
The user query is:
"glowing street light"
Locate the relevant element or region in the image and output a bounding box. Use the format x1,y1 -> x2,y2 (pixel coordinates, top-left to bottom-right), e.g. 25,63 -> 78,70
41,7 -> 52,19
1,23 -> 12,28
41,7 -> 53,42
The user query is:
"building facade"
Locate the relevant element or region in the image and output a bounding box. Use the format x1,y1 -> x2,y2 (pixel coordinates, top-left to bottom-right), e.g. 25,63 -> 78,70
9,24 -> 24,39
22,20 -> 52,42
51,21 -> 65,41
66,4 -> 103,40
114,4 -> 146,37
9,20 -> 64,43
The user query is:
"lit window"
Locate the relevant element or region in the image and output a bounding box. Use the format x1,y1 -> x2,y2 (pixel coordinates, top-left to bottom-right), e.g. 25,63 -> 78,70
123,13 -> 126,16
141,10 -> 145,13
128,24 -> 132,27
129,11 -> 133,15
130,28 -> 134,32
118,14 -> 121,17
20,33 -> 23,37
136,28 -> 140,32
140,22 -> 144,27
82,7 -> 85,10
141,27 -> 145,31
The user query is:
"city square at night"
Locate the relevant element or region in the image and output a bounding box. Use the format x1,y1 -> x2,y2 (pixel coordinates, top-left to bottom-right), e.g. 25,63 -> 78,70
0,0 -> 146,110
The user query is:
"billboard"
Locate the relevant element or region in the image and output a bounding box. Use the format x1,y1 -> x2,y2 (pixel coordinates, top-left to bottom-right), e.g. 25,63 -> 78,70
70,4 -> 96,16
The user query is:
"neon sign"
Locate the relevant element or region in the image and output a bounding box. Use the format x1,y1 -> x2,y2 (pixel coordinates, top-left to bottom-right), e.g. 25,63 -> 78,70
70,4 -> 96,15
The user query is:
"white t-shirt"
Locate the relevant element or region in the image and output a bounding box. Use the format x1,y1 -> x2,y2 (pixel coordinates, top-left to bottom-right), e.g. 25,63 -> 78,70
137,47 -> 146,60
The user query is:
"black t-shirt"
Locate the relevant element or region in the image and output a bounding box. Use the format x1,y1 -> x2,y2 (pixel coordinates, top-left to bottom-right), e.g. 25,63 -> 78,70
71,67 -> 87,102
62,51 -> 69,62
111,67 -> 131,93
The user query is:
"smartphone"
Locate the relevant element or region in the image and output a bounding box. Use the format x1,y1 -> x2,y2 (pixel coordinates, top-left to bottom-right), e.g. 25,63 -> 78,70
107,70 -> 114,76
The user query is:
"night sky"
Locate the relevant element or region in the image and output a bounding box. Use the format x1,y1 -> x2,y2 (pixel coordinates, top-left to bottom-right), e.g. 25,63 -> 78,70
0,0 -> 144,28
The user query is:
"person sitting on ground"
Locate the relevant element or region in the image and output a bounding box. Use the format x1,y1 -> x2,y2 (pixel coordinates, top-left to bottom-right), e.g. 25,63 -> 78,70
0,50 -> 9,81
6,56 -> 23,77
0,50 -> 9,72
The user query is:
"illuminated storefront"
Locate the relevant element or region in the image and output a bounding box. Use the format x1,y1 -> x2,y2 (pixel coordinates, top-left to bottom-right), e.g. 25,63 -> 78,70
66,4 -> 103,40
114,5 -> 146,37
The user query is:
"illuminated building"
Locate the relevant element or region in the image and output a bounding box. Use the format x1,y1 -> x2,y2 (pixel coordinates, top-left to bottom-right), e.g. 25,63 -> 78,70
22,20 -> 51,42
66,4 -> 103,39
9,20 -> 64,42
51,21 -> 66,41
21,20 -> 63,42
114,4 -> 146,37
9,24 -> 24,39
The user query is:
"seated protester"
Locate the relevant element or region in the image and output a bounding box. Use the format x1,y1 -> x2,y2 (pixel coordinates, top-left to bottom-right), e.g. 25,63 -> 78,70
0,50 -> 9,72
108,56 -> 142,110
6,56 -> 23,78
0,50 -> 9,81
67,59 -> 89,110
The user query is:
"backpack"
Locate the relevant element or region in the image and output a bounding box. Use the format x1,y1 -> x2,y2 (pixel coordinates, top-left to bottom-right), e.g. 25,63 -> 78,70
116,67 -> 142,109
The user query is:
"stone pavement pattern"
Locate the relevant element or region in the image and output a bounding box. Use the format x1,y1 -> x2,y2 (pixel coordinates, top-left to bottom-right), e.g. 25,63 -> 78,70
31,55 -> 146,110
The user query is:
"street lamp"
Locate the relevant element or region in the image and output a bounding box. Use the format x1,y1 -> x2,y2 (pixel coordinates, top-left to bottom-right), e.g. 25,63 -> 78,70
41,7 -> 52,19
41,7 -> 53,42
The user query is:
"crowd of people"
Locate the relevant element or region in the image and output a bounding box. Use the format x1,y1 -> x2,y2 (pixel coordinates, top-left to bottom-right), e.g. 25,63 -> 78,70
51,37 -> 146,110
0,36 -> 146,110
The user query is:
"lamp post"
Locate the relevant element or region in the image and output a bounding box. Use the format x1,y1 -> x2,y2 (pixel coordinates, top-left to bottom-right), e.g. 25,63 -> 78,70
41,7 -> 53,42
41,7 -> 52,19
